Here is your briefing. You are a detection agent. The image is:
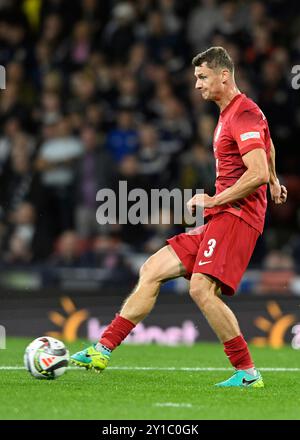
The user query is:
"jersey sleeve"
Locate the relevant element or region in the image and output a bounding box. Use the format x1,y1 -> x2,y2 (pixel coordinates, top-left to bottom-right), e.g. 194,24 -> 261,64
231,110 -> 267,156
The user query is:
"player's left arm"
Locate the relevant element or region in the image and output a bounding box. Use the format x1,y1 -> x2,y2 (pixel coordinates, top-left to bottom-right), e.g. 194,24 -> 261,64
268,138 -> 288,204
187,148 -> 269,210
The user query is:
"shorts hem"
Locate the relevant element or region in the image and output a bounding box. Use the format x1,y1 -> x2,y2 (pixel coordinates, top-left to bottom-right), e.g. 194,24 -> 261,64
194,269 -> 236,296
166,239 -> 190,275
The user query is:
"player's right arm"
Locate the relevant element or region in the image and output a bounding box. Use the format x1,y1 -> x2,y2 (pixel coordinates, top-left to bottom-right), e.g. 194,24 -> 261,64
268,138 -> 288,204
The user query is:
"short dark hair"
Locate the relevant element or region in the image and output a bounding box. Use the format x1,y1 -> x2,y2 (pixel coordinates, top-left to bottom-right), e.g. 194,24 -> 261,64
192,47 -> 234,73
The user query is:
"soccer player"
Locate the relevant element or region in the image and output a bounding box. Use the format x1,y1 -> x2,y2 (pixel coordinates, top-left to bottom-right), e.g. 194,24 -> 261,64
71,47 -> 288,387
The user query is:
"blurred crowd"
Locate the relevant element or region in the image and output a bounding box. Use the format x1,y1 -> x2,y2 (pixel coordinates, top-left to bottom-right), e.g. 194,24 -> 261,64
0,0 -> 300,278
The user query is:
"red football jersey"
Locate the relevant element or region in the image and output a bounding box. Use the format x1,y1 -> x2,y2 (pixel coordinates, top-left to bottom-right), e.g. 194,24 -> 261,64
204,93 -> 271,234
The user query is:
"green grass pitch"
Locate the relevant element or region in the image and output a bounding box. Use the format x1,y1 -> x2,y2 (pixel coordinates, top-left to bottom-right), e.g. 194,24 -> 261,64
0,338 -> 300,420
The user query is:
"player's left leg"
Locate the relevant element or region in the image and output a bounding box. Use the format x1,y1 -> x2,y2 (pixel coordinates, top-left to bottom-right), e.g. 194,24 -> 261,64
189,273 -> 264,387
71,245 -> 186,371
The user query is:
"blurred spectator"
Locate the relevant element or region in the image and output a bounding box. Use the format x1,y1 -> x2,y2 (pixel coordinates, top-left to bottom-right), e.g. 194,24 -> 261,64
0,132 -> 37,217
69,70 -> 97,110
258,250 -> 296,294
84,101 -> 110,131
35,116 -> 83,237
196,114 -> 216,149
102,2 -> 137,62
40,13 -> 67,65
0,81 -> 27,122
112,155 -> 150,249
2,202 -> 36,264
75,125 -> 115,238
145,10 -> 180,64
33,90 -> 62,127
32,41 -> 51,87
187,0 -> 221,52
214,1 -> 246,42
258,57 -> 296,163
79,0 -> 109,36
106,110 -> 139,163
2,21 -> 29,64
137,123 -> 171,187
146,75 -> 174,119
116,75 -> 143,111
246,1 -> 272,34
4,233 -> 33,265
50,230 -> 83,267
81,234 -> 133,275
160,0 -> 183,35
40,0 -> 77,32
0,117 -> 22,171
143,207 -> 179,254
127,42 -> 148,81
69,21 -> 92,67
178,139 -> 215,195
158,97 -> 193,155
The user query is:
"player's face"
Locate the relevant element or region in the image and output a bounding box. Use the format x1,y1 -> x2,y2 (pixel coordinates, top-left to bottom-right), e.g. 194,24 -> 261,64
194,64 -> 224,101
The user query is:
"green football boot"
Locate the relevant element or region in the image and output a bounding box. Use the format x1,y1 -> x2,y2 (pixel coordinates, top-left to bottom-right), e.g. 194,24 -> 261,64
215,370 -> 264,388
70,345 -> 110,372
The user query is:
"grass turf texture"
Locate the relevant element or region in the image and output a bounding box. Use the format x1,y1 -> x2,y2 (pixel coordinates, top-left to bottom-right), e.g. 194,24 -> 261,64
1,338 -> 300,420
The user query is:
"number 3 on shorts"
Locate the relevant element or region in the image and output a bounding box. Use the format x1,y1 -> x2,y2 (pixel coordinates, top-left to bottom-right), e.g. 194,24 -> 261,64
204,238 -> 217,258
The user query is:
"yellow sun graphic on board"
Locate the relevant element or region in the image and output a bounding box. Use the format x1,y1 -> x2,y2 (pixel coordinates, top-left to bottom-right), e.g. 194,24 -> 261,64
251,301 -> 296,348
47,297 -> 89,342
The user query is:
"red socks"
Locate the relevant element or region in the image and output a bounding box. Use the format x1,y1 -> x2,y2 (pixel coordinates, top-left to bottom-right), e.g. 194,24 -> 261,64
99,317 -> 253,370
224,334 -> 254,370
99,314 -> 136,350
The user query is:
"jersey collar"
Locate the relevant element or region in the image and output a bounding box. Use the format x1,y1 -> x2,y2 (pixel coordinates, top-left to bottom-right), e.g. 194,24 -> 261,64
220,93 -> 244,116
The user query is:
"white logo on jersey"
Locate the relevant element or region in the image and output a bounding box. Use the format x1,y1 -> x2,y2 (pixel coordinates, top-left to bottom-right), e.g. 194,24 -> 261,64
214,123 -> 222,142
240,131 -> 260,141
198,260 -> 212,266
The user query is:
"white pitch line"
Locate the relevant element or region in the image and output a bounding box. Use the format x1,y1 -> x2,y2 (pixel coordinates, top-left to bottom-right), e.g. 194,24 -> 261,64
1,366 -> 300,371
155,403 -> 193,408
109,367 -> 300,372
0,367 -> 25,370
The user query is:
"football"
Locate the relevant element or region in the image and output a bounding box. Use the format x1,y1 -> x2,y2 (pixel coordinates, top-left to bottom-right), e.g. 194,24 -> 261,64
24,336 -> 69,380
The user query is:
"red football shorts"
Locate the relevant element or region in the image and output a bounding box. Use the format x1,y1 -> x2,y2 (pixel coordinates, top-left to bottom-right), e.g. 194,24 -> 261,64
167,212 -> 260,296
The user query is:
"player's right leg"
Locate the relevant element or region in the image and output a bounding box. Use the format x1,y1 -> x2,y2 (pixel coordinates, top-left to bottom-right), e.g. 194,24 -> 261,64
71,245 -> 186,371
